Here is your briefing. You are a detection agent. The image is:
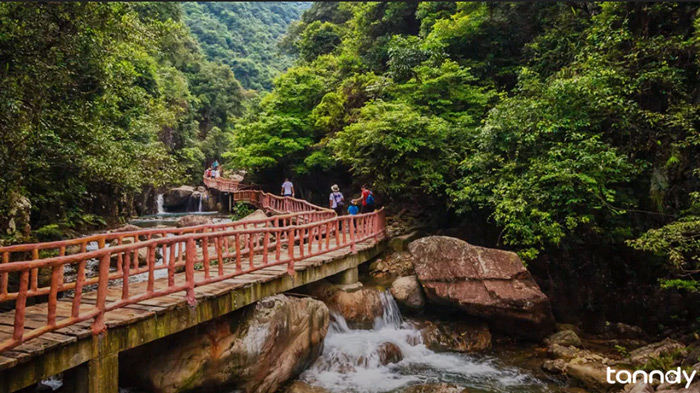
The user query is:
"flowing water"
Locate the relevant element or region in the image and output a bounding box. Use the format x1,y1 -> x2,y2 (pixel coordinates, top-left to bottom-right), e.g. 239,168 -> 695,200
156,194 -> 165,214
299,292 -> 559,393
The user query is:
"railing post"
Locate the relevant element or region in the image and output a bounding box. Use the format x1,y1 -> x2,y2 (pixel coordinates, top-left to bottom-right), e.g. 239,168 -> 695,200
373,212 -> 379,242
349,216 -> 356,254
12,270 -> 29,342
185,238 -> 196,306
92,253 -> 110,335
287,228 -> 295,275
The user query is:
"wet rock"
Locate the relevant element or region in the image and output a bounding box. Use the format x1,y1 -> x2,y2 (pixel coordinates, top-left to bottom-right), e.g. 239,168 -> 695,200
545,330 -> 582,348
566,362 -> 616,392
401,383 -> 469,393
656,381 -> 700,392
542,359 -> 567,374
625,381 -> 654,393
557,323 -> 582,334
628,338 -> 686,367
284,381 -> 329,393
377,342 -> 403,365
656,381 -> 681,392
418,319 -> 491,353
390,276 -> 426,311
369,251 -> 415,279
163,186 -> 194,209
408,236 -> 555,340
176,215 -> 213,228
547,344 -> 581,361
304,280 -> 383,329
110,224 -> 143,233
122,295 -> 329,393
238,209 -> 269,225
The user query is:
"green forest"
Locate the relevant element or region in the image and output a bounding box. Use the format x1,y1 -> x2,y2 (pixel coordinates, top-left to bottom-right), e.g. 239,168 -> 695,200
1,2 -> 700,329
182,2 -> 309,90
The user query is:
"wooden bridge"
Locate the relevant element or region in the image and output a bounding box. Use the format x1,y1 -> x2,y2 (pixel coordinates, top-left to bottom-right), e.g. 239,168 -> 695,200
0,181 -> 386,392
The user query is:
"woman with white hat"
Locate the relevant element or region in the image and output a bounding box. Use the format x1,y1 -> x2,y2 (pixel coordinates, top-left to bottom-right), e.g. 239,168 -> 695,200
329,184 -> 345,229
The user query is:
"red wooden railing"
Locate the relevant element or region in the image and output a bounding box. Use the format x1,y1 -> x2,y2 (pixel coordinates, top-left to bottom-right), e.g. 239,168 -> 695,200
0,188 -> 385,352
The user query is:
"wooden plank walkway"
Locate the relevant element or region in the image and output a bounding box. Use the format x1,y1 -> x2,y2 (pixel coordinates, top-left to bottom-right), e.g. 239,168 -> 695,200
0,236 -> 386,392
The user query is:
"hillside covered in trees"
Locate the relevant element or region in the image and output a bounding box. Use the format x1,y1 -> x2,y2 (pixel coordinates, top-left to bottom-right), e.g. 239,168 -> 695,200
0,2 -> 248,241
182,2 -> 310,90
227,2 -> 700,330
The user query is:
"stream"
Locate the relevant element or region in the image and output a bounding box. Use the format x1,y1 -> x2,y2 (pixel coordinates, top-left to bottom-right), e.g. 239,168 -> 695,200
297,292 -> 560,393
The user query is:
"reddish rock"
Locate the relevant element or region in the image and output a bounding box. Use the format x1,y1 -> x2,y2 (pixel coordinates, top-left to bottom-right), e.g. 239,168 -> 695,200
408,236 -> 555,340
122,295 -> 329,393
177,215 -> 213,228
303,280 -> 383,329
377,342 -> 403,365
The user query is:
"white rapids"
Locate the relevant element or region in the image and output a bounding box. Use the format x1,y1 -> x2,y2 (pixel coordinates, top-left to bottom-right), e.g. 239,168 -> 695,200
299,291 -> 555,393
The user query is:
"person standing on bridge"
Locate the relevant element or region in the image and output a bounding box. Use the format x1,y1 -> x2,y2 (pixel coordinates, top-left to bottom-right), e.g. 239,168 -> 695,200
281,178 -> 295,197
353,184 -> 375,214
329,184 -> 345,230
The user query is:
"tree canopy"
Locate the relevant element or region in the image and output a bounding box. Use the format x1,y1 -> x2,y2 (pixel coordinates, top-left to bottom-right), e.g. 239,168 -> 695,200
227,2 -> 700,297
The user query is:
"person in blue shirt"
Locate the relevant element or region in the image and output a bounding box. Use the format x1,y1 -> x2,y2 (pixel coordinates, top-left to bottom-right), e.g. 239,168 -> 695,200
348,200 -> 359,215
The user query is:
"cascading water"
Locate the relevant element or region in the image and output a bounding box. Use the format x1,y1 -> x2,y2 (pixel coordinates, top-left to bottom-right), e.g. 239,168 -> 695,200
300,291 -> 554,393
156,194 -> 166,214
198,194 -> 203,212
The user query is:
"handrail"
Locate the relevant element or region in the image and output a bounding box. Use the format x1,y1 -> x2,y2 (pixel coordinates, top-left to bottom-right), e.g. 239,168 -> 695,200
0,186 -> 385,352
0,188 -> 332,266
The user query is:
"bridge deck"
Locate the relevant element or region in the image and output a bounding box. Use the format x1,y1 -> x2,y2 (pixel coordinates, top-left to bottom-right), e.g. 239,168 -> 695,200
0,237 -> 385,391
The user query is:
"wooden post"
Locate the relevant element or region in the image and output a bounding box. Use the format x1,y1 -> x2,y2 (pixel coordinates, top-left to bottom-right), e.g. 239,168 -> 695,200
185,238 -> 196,305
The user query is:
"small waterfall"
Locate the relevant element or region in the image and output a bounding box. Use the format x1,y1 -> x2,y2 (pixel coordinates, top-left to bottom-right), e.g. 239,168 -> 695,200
300,290 -> 550,393
156,194 -> 166,214
198,195 -> 203,212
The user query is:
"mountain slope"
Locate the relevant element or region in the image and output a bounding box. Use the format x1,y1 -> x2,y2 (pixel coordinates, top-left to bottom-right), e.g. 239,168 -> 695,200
183,2 -> 309,91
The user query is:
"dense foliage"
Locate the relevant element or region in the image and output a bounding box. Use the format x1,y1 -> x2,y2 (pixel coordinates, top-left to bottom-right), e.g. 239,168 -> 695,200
0,2 -> 245,241
3,1 -> 700,327
182,2 -> 309,90
228,2 -> 700,312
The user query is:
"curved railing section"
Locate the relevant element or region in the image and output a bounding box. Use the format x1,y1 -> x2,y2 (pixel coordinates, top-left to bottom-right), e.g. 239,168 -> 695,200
0,187 -> 385,352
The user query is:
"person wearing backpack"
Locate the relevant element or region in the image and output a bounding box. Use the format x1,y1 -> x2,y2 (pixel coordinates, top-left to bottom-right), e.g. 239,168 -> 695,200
329,184 -> 345,230
353,184 -> 375,214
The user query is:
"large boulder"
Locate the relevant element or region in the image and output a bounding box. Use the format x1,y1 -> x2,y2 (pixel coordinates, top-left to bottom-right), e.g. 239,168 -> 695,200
122,295 -> 329,393
303,280 -> 384,328
177,215 -> 213,228
390,276 -> 426,311
163,186 -> 194,209
408,236 -> 555,340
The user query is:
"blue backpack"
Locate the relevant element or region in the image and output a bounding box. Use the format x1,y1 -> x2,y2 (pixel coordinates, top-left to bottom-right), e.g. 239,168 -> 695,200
366,191 -> 375,206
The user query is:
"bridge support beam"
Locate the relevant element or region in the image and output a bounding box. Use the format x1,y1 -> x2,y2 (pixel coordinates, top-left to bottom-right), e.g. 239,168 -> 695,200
63,351 -> 118,393
329,266 -> 359,286
61,336 -> 119,393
